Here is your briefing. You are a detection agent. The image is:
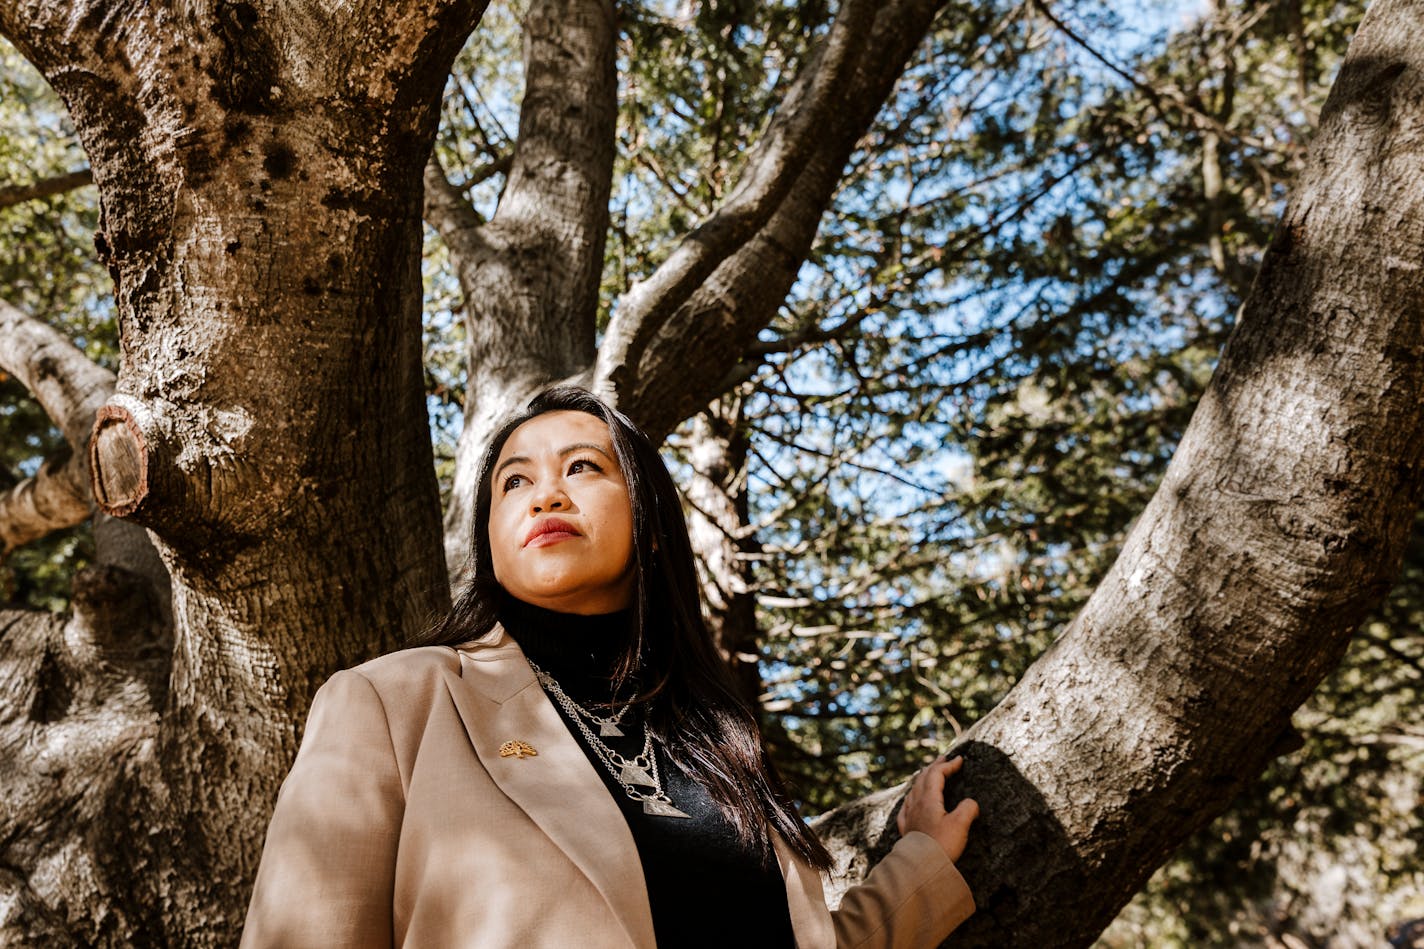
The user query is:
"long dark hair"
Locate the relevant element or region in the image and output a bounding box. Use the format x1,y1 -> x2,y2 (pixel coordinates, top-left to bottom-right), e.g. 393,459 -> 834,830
414,386 -> 830,869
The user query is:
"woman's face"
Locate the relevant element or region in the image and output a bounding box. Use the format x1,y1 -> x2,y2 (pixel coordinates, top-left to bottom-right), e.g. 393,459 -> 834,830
488,411 -> 636,614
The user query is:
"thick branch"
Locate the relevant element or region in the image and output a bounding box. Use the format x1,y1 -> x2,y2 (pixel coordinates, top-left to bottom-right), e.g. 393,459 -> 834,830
0,168 -> 93,210
0,302 -> 166,592
454,0 -> 617,372
597,0 -> 947,437
0,449 -> 91,554
421,151 -> 511,249
0,298 -> 115,451
423,154 -> 490,259
439,0 -> 618,572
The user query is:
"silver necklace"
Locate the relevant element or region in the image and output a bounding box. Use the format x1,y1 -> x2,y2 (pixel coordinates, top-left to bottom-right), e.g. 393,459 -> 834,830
528,660 -> 691,819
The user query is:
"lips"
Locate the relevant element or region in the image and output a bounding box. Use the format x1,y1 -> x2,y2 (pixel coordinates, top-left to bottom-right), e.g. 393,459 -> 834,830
524,517 -> 582,548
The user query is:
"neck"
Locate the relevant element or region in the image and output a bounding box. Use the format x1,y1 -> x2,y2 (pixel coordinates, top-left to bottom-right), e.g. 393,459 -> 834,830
497,589 -> 634,700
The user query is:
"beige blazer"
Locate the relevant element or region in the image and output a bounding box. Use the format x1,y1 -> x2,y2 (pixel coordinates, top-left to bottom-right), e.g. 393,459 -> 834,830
241,626 -> 974,948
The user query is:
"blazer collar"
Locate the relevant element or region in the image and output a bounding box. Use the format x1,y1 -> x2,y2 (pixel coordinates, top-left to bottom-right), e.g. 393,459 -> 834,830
445,624 -> 656,949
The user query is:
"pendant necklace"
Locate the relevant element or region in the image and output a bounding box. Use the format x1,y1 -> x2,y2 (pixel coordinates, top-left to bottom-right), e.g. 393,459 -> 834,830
529,660 -> 691,819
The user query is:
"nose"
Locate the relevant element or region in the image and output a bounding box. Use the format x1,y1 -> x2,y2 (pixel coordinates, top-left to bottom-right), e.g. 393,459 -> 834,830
530,485 -> 570,514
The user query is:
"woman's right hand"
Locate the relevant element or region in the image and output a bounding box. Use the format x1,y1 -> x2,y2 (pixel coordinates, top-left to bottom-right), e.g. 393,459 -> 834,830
896,755 -> 979,862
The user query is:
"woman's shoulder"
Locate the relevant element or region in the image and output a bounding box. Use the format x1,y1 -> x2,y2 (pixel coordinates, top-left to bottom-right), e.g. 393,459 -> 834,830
341,644 -> 461,689
336,628 -> 512,694
307,646 -> 468,727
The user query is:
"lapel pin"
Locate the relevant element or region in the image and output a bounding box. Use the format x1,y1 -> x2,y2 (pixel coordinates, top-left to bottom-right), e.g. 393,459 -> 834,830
499,740 -> 538,759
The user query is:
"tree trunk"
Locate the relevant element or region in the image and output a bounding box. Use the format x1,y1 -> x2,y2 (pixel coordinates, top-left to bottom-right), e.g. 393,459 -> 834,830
682,397 -> 763,708
429,0 -> 616,574
816,5 -> 1424,944
0,0 -> 485,940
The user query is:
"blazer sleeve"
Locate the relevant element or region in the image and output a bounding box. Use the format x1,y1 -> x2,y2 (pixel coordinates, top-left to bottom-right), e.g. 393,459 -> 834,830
829,831 -> 975,949
240,670 -> 405,949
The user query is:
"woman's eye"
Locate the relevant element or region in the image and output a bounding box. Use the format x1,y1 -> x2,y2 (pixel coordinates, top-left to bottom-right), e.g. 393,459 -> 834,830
568,458 -> 602,475
501,474 -> 525,492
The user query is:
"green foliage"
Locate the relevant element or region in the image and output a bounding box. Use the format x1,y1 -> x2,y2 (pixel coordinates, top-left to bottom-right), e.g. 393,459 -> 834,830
607,1 -> 831,314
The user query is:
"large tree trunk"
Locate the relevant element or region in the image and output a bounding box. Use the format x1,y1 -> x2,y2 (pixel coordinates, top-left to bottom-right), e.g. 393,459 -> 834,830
816,4 -> 1424,944
0,0 -> 484,940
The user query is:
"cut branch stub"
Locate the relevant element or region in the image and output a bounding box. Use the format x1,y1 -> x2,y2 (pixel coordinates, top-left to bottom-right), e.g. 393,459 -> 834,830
90,404 -> 150,518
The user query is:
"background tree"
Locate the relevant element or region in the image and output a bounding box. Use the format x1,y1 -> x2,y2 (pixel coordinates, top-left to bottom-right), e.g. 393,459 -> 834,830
1,1 -> 1421,947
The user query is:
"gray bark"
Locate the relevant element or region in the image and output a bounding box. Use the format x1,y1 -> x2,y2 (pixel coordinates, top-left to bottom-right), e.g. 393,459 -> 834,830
430,0 -> 617,576
682,398 -> 762,708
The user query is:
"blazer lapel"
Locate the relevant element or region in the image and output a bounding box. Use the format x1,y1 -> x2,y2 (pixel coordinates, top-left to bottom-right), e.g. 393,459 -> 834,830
444,626 -> 656,949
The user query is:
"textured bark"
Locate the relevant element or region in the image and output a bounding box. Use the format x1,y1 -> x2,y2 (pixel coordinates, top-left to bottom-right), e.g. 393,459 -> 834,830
682,399 -> 762,708
0,299 -> 114,459
817,5 -> 1424,944
432,0 -> 617,574
2,0 -> 1419,944
0,0 -> 485,940
0,563 -> 169,945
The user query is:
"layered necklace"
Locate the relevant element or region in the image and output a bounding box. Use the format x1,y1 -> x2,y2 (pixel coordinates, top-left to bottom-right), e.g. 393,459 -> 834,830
529,659 -> 691,819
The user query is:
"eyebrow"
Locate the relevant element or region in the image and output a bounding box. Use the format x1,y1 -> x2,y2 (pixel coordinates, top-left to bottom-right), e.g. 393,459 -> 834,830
494,442 -> 616,477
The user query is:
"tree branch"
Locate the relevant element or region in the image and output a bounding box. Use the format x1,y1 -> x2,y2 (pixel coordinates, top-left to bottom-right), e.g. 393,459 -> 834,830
456,0 -> 617,367
598,0 -> 885,372
438,0 -> 619,573
0,449 -> 91,554
423,153 -> 488,258
0,298 -> 114,452
0,168 -> 93,210
0,303 -> 168,600
596,0 -> 949,439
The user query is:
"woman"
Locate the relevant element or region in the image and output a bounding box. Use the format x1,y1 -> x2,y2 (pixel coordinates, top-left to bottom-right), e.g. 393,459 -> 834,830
242,387 -> 979,948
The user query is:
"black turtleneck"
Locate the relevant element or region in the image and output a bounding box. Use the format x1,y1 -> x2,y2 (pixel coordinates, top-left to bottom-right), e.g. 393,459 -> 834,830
497,592 -> 796,949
